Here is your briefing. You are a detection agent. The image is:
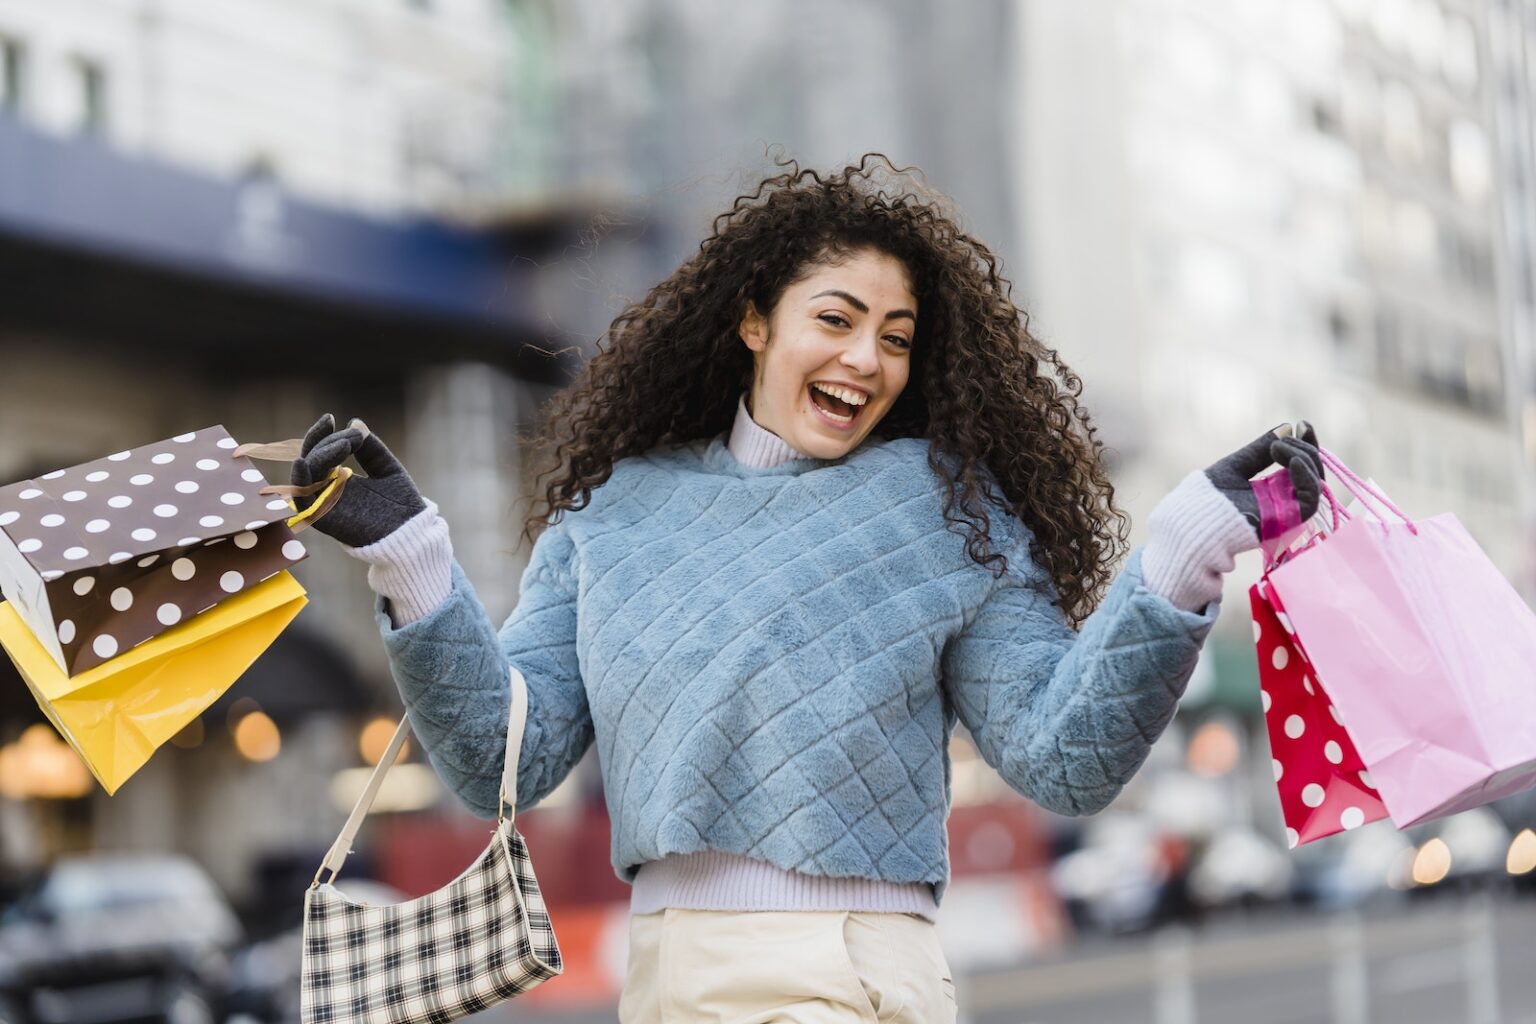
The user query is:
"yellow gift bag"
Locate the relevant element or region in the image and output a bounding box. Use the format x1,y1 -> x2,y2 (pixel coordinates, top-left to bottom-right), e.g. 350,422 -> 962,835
0,571 -> 307,794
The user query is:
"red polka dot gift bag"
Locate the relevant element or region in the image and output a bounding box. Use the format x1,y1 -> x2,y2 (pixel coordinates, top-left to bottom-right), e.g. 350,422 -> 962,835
0,426 -> 348,793
1251,574 -> 1388,847
1251,448 -> 1536,842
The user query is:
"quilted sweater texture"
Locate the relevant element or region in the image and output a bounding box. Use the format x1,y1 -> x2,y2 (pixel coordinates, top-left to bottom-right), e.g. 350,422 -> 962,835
369,431 -> 1222,905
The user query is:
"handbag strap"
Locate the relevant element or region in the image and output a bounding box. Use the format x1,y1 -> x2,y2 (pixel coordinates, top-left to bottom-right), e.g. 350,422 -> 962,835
312,665 -> 530,887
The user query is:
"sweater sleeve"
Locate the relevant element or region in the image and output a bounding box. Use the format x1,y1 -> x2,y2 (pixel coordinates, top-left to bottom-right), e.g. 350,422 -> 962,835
1139,469 -> 1259,613
940,525 -> 1220,816
370,520 -> 593,818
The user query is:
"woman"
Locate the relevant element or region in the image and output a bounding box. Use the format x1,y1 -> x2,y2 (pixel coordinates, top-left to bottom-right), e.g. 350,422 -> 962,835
293,154 -> 1323,1022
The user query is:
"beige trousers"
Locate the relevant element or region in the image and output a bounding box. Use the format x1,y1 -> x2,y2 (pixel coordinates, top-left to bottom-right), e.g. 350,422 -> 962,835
616,908 -> 958,1023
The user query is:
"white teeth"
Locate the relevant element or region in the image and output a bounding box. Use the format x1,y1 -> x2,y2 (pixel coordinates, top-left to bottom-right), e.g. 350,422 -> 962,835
811,382 -> 869,406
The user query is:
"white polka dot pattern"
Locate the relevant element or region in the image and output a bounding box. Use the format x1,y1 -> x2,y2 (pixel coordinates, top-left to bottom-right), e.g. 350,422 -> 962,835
0,424 -> 312,675
1250,579 -> 1387,848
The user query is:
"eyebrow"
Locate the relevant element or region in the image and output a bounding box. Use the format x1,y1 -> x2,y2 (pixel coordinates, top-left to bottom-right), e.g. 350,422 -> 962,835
808,289 -> 917,324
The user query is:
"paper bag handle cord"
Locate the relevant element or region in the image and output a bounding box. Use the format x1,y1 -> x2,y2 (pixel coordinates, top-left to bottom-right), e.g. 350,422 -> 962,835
228,437 -> 351,534
1316,446 -> 1419,535
311,666 -> 530,889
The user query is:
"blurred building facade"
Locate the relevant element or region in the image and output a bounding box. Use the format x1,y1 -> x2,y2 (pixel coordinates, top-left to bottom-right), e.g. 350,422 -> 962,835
0,0 -> 589,902
1011,0 -> 1536,845
1485,0 -> 1536,588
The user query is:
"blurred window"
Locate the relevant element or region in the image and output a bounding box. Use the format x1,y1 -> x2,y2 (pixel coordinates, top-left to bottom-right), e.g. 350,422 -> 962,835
1391,198 -> 1435,267
1448,118 -> 1492,206
1371,0 -> 1412,56
1407,0 -> 1447,75
1381,79 -> 1424,165
0,35 -> 23,114
69,56 -> 107,137
1238,61 -> 1293,132
1164,21 -> 1226,102
1340,67 -> 1381,140
1176,240 -> 1247,322
1334,0 -> 1371,26
1442,14 -> 1479,92
1284,0 -> 1342,63
1358,183 -> 1396,259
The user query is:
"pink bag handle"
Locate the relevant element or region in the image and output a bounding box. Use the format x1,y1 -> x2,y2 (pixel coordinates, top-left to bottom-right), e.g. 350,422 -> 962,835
1315,446 -> 1419,536
1253,445 -> 1418,574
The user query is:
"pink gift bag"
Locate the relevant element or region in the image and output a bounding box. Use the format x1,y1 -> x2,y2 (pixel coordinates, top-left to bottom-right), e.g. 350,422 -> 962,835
1256,447 -> 1536,830
1250,468 -> 1388,847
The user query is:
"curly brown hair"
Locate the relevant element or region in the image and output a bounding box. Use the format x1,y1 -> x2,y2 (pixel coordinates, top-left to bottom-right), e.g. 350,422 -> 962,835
520,152 -> 1130,627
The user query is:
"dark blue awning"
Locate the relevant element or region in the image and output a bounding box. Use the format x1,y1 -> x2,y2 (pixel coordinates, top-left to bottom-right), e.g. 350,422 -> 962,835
0,117 -> 578,376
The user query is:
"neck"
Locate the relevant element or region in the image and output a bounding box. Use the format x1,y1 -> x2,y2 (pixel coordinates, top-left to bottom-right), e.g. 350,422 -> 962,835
728,392 -> 810,468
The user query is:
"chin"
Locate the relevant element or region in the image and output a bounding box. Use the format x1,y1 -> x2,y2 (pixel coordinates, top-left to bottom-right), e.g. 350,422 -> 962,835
800,433 -> 862,459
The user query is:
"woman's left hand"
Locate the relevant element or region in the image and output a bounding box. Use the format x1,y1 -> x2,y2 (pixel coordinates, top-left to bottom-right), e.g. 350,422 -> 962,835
1204,421 -> 1324,540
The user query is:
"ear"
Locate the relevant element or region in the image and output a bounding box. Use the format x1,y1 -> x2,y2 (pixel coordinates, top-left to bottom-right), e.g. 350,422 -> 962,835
738,301 -> 769,353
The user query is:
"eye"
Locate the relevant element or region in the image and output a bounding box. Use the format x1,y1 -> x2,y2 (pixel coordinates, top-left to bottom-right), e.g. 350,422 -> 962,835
819,312 -> 911,350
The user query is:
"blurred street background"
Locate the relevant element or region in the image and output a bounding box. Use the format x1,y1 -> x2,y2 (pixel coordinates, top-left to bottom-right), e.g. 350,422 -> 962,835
0,0 -> 1534,1022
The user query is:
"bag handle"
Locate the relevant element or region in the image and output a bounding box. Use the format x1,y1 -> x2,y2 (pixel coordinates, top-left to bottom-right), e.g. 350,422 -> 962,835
312,666 -> 529,888
1255,447 -> 1420,576
1314,446 -> 1419,535
230,437 -> 351,535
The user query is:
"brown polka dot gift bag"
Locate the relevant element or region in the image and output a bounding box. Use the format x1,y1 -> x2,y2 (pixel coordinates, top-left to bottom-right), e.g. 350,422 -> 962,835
300,666 -> 562,1024
0,426 -> 348,793
1250,447 -> 1536,846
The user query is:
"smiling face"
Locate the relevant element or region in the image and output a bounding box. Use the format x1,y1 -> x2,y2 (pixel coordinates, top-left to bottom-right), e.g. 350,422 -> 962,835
739,248 -> 918,460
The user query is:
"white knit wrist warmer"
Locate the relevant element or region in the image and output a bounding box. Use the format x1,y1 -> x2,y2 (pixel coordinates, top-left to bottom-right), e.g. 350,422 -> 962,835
1140,469 -> 1259,612
340,499 -> 454,627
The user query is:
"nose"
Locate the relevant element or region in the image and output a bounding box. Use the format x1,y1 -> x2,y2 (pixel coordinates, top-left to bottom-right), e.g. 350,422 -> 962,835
839,328 -> 881,377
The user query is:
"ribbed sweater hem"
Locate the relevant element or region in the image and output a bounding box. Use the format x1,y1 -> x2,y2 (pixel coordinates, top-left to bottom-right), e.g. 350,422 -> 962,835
630,850 -> 939,922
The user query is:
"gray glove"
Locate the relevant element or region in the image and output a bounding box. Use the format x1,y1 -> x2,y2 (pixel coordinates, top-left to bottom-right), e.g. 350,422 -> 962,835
1205,420 -> 1324,540
290,414 -> 427,548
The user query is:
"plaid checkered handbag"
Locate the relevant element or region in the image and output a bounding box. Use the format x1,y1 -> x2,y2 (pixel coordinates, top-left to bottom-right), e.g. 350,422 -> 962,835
300,666 -> 563,1023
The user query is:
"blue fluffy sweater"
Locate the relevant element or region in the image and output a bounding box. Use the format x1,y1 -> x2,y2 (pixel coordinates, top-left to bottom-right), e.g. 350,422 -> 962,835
368,432 -> 1223,906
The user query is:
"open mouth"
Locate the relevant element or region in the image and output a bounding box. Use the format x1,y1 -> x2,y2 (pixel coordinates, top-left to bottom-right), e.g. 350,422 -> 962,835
807,382 -> 867,428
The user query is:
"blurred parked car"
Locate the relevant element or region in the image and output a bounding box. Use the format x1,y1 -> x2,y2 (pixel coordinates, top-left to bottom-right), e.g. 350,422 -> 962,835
1403,806 -> 1515,894
0,853 -> 242,1024
1049,813 -> 1184,934
224,878 -> 408,1024
1288,820 -> 1414,910
1186,825 -> 1294,911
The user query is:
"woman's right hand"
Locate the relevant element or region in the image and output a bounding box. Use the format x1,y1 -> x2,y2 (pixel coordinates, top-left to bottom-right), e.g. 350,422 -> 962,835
291,413 -> 428,548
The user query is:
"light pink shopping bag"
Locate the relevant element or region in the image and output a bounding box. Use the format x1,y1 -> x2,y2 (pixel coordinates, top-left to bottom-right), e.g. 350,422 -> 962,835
1261,447 -> 1536,828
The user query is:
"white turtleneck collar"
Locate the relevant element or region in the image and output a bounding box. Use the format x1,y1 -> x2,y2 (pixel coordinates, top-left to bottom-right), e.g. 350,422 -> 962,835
727,392 -> 813,468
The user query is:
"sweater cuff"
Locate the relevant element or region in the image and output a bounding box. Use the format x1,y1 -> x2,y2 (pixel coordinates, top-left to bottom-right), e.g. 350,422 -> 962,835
1140,469 -> 1258,612
340,499 -> 454,627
